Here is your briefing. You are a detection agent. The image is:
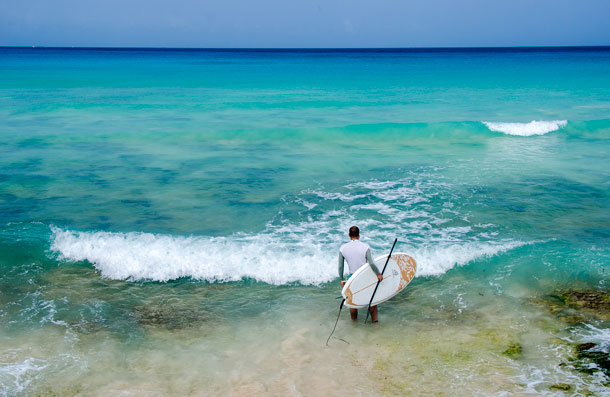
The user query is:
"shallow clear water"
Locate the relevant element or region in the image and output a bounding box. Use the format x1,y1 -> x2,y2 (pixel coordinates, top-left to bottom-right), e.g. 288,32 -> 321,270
1,47 -> 610,395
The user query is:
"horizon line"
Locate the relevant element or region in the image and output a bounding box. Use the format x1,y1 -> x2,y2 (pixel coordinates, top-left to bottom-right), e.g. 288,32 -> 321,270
2,45 -> 610,52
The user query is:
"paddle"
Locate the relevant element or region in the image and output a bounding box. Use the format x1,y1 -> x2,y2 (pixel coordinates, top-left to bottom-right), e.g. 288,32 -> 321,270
364,238 -> 398,324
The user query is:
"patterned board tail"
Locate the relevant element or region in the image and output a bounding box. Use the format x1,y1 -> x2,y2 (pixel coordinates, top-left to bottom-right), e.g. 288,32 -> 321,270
395,254 -> 416,289
342,253 -> 417,308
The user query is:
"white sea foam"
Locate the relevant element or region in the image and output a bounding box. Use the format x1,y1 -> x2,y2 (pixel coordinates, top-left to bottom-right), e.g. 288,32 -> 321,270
51,173 -> 530,285
412,241 -> 527,277
0,356 -> 48,395
51,227 -> 527,284
482,120 -> 567,136
51,228 -> 334,285
308,189 -> 367,202
575,324 -> 610,353
515,323 -> 610,394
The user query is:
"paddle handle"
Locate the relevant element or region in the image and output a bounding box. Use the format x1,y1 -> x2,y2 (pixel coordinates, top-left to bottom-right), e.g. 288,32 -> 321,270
365,238 -> 398,323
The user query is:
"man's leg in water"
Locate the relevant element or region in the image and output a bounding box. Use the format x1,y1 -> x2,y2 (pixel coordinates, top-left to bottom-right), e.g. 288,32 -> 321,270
350,308 -> 358,320
370,305 -> 379,322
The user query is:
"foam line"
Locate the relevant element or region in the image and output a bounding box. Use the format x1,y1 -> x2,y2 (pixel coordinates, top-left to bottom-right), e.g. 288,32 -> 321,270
51,174 -> 532,284
412,241 -> 528,277
51,227 -> 527,284
482,120 -> 567,136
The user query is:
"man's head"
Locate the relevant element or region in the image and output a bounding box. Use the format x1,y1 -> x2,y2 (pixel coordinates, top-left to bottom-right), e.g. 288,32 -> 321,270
349,226 -> 360,239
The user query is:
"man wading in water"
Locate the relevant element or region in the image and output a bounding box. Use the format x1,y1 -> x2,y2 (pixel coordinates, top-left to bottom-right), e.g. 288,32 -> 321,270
338,226 -> 383,322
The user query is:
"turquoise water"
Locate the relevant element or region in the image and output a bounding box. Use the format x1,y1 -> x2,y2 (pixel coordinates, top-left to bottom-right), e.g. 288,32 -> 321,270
1,48 -> 610,395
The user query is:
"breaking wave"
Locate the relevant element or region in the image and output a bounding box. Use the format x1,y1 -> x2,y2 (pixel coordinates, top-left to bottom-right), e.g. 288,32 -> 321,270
50,172 -> 531,285
482,120 -> 568,136
51,227 -> 527,285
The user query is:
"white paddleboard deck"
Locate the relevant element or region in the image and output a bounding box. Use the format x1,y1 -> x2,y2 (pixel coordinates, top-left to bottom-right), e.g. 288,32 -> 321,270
341,252 -> 416,309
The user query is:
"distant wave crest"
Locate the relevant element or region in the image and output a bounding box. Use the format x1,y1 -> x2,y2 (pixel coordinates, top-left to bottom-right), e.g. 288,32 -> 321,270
482,120 -> 567,136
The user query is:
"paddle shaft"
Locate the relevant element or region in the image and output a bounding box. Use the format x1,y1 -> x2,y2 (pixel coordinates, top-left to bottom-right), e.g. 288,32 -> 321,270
365,238 -> 398,324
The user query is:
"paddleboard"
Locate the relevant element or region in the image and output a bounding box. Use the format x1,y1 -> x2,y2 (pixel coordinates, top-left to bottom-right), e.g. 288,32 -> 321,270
341,252 -> 416,309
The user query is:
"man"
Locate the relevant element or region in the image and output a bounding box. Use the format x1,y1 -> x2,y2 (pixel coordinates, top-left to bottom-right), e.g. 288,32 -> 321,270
338,226 -> 383,322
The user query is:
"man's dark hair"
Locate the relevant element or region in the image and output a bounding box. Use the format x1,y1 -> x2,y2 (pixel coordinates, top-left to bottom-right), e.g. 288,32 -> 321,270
349,226 -> 360,238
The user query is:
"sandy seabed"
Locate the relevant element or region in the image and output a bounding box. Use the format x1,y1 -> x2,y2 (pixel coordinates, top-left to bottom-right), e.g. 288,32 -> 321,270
1,268 -> 609,396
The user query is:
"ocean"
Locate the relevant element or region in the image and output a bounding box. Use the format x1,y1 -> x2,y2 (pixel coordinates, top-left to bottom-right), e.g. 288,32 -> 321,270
1,47 -> 609,395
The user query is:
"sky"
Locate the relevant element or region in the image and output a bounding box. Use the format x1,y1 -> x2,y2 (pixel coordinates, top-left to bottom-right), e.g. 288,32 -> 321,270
1,0 -> 609,48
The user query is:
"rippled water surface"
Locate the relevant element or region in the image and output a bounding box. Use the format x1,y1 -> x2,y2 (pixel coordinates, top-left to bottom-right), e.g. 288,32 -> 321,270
1,47 -> 610,395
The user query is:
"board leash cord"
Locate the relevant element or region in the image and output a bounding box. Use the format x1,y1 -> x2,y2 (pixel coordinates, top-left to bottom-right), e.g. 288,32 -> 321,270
326,298 -> 346,346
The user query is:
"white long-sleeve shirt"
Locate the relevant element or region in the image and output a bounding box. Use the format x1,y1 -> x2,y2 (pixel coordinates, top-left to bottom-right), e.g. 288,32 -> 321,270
338,239 -> 380,280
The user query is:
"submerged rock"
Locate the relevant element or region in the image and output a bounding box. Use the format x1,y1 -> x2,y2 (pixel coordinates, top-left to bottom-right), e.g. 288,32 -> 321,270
576,342 -> 597,352
132,302 -> 211,330
560,290 -> 610,314
573,342 -> 610,376
532,288 -> 610,379
549,383 -> 571,391
502,342 -> 523,359
531,288 -> 610,323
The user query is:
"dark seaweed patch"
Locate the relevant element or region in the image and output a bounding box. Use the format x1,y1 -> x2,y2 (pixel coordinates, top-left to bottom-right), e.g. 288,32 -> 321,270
132,302 -> 212,330
531,289 -> 610,324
